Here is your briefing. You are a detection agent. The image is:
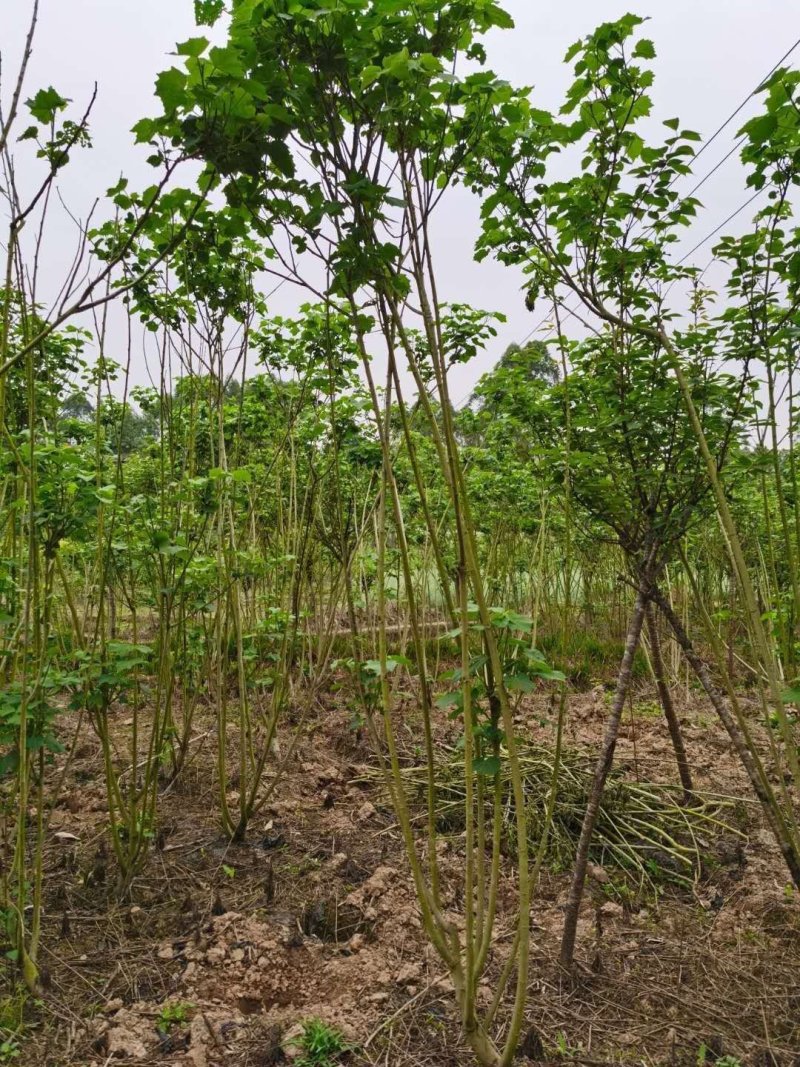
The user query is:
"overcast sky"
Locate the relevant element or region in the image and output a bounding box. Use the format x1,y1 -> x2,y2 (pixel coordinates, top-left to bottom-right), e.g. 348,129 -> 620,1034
3,0 -> 800,400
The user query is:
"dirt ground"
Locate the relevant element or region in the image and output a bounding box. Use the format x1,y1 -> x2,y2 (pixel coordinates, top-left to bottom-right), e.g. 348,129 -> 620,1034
8,678 -> 800,1067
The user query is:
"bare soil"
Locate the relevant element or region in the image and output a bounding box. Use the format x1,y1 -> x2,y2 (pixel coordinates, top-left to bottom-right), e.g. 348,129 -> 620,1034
9,679 -> 800,1067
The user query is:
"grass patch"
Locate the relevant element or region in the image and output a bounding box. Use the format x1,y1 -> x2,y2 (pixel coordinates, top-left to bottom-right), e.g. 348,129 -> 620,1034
292,1018 -> 350,1066
539,631 -> 649,689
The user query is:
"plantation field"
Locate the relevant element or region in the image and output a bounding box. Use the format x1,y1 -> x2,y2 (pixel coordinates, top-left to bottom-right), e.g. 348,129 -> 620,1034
2,2 -> 800,1065
14,666 -> 800,1066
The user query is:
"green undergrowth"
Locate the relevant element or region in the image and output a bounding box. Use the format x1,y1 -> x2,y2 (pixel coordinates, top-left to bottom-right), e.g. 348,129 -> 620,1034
538,632 -> 649,690
292,1018 -> 350,1067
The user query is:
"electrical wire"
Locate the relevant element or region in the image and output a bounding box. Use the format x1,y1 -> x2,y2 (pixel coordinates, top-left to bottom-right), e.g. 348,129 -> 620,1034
451,35 -> 800,406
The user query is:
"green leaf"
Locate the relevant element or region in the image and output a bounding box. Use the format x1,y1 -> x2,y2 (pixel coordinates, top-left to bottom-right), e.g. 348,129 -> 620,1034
386,654 -> 412,670
633,39 -> 656,60
132,117 -> 159,144
473,755 -> 501,776
209,45 -> 244,76
0,750 -> 20,777
26,86 -> 69,125
176,37 -> 210,57
529,107 -> 554,127
435,691 -> 460,709
742,113 -> 778,146
490,7 -> 515,30
564,40 -> 582,63
362,65 -> 383,88
507,673 -> 536,693
535,667 -> 566,682
194,0 -> 225,25
155,68 -> 187,113
265,140 -> 295,177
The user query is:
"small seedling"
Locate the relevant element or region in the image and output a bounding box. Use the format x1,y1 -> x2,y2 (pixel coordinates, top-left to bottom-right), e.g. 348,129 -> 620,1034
292,1018 -> 349,1067
553,1031 -> 581,1059
634,699 -> 661,719
697,1046 -> 742,1067
156,1002 -> 191,1036
0,1037 -> 20,1063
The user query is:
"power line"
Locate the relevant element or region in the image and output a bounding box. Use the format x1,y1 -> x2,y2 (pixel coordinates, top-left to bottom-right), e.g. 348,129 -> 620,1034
681,136 -> 745,204
516,38 -> 800,344
674,188 -> 764,267
451,35 -> 800,407
689,35 -> 800,167
663,35 -> 800,221
506,183 -> 764,370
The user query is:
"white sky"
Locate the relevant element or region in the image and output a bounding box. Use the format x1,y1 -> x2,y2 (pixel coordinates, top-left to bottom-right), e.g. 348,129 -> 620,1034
2,0 -> 800,401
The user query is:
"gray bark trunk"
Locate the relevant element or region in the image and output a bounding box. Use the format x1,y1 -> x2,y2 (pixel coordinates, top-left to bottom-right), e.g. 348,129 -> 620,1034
650,585 -> 800,889
645,601 -> 694,802
559,586 -> 648,968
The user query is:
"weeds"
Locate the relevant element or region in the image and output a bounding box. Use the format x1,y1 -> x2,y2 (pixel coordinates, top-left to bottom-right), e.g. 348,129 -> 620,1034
0,1038 -> 20,1063
291,1019 -> 350,1067
155,1002 -> 192,1037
